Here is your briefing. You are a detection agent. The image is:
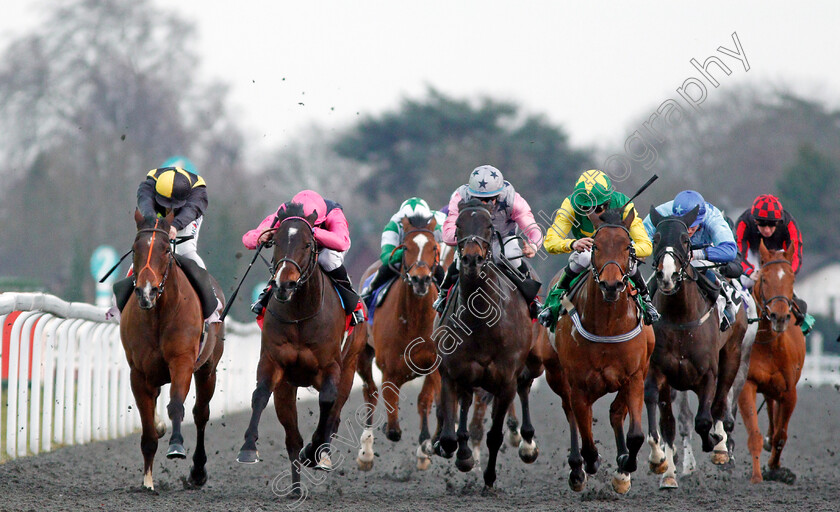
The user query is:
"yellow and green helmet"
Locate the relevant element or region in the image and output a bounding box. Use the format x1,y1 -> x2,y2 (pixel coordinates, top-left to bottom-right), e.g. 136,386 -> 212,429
571,170 -> 614,212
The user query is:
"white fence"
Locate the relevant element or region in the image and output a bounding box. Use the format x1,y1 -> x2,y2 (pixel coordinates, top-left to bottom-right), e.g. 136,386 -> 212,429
0,292 -> 261,460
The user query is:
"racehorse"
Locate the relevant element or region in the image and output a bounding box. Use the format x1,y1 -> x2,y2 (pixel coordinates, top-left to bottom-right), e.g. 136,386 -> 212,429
120,210 -> 225,490
542,207 -> 655,494
354,216 -> 442,471
236,202 -> 367,497
432,199 -> 538,487
644,205 -> 748,489
738,240 -> 806,483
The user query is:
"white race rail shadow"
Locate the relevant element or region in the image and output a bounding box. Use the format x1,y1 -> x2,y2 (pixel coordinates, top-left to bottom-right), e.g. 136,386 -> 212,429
0,292 -> 260,460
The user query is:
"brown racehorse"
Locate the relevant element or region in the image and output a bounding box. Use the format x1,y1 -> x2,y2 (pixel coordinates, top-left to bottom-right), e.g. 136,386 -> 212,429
120,210 -> 225,490
432,199 -> 538,488
542,207 -> 655,494
738,240 -> 806,484
236,203 -> 366,497
644,206 -> 748,489
354,216 -> 442,471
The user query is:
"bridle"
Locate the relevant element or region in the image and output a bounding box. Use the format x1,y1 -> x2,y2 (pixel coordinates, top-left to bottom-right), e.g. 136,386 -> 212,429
388,228 -> 441,285
590,222 -> 635,294
269,216 -> 319,302
756,258 -> 799,321
455,206 -> 493,269
651,218 -> 695,294
133,220 -> 174,304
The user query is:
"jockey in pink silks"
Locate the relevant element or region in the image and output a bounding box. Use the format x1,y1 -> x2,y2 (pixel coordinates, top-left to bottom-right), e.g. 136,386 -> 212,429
434,165 -> 544,319
243,189 -> 365,326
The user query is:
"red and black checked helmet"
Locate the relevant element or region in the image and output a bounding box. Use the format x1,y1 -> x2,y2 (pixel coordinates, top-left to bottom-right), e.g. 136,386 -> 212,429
751,194 -> 784,222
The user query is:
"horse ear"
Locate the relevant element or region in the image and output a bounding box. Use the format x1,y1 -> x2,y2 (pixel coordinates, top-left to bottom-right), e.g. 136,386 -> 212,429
588,210 -> 603,229
783,240 -> 796,263
681,205 -> 700,228
759,238 -> 770,263
401,217 -> 411,230
427,217 -> 437,230
650,205 -> 663,227
622,206 -> 636,230
306,210 -> 318,225
165,210 -> 175,225
134,208 -> 144,228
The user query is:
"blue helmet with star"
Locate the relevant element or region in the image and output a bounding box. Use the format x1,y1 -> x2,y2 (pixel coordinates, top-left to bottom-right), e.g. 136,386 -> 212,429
468,165 -> 505,197
672,190 -> 706,228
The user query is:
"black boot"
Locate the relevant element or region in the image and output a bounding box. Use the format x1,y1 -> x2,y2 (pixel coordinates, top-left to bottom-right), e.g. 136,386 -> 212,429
112,277 -> 134,312
792,293 -> 807,326
433,261 -> 459,314
326,265 -> 365,326
514,261 -> 543,320
361,265 -> 398,306
629,269 -> 660,324
250,283 -> 273,315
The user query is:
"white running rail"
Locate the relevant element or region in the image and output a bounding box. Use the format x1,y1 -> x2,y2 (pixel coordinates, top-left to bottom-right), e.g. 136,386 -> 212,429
0,292 -> 261,460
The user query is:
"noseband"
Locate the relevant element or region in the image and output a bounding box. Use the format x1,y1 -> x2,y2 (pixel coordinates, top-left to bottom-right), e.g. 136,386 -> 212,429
134,223 -> 174,303
757,258 -> 799,321
652,218 -> 695,293
270,217 -> 319,300
390,228 -> 441,284
591,223 -> 635,293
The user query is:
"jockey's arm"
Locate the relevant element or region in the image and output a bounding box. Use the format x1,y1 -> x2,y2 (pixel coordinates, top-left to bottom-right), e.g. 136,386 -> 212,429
510,193 -> 543,256
698,207 -> 737,263
441,191 -> 461,246
625,202 -> 652,258
380,218 -> 403,265
171,185 -> 208,231
543,199 -> 577,254
242,210 -> 280,249
314,208 -> 351,252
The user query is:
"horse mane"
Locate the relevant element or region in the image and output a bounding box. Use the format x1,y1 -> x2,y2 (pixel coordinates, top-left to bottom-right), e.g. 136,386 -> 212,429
598,208 -> 624,226
407,213 -> 433,229
459,198 -> 490,212
276,202 -> 309,222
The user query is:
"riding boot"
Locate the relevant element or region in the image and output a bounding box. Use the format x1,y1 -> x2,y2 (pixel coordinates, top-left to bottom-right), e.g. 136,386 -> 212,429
792,293 -> 814,334
629,269 -> 660,324
553,265 -> 580,297
361,265 -> 398,306
250,283 -> 273,315
433,261 -> 459,313
514,261 -> 543,320
537,265 -> 581,328
326,265 -> 365,326
112,277 -> 135,312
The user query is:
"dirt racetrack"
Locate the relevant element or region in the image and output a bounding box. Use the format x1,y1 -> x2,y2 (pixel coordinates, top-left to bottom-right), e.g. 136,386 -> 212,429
1,380 -> 838,512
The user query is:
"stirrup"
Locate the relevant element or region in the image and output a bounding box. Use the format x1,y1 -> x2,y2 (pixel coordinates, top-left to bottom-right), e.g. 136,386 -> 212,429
350,309 -> 365,326
642,298 -> 660,324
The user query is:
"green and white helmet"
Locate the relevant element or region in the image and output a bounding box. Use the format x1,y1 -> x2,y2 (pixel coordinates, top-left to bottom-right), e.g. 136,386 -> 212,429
399,197 -> 433,221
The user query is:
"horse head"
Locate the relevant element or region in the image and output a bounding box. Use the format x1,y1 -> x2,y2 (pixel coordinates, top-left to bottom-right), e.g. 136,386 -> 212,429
269,202 -> 319,303
455,199 -> 494,277
589,207 -> 636,302
132,209 -> 175,310
399,215 -> 440,297
650,204 -> 700,294
755,238 -> 797,333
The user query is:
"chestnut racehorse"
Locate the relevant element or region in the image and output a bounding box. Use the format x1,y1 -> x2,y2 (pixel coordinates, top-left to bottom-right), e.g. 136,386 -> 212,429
738,240 -> 806,483
542,207 -> 655,494
354,216 -> 443,471
236,202 -> 366,497
120,210 -> 225,490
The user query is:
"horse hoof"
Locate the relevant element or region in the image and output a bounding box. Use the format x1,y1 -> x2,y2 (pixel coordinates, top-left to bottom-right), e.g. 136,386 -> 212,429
763,466 -> 796,484
167,443 -> 187,459
315,453 -> 333,471
433,440 -> 453,459
356,457 -> 374,471
455,456 -> 475,473
189,466 -> 208,487
750,474 -> 763,484
236,449 -> 260,464
416,456 -> 432,471
649,458 -> 668,475
611,473 -> 631,494
518,440 -> 539,464
386,428 -> 402,443
763,436 -> 772,453
568,470 -> 587,492
659,475 -> 678,489
155,420 -> 167,439
416,444 -> 432,471
507,430 -> 522,447
711,450 -> 730,465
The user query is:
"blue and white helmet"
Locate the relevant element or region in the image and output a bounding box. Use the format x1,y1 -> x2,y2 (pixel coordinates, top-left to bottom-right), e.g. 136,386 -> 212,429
468,165 -> 505,198
672,190 -> 707,228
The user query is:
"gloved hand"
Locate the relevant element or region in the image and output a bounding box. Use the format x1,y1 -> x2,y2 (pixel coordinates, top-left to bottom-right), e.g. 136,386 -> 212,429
739,273 -> 756,289
538,307 -> 554,328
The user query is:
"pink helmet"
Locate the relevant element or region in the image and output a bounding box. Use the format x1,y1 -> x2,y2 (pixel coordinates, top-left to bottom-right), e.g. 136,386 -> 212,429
291,190 -> 328,225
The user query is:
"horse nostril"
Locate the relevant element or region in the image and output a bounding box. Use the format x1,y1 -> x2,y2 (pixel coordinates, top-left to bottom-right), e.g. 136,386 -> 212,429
655,270 -> 664,279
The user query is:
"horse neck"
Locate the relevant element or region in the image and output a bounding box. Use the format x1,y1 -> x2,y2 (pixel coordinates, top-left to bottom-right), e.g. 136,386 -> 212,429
578,275 -> 637,329
281,267 -> 325,316
657,276 -> 709,322
394,275 -> 434,328
157,265 -> 193,316
457,266 -> 504,326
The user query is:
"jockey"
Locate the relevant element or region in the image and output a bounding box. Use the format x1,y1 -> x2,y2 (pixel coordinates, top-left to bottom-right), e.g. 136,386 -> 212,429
360,197 -> 447,305
244,190 -> 365,326
136,156 -> 207,267
642,190 -> 739,331
540,169 -> 659,327
433,165 -> 544,319
735,194 -> 811,332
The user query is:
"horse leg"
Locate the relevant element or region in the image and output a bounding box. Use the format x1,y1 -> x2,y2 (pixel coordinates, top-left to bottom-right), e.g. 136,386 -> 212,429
506,400 -> 521,448
454,388 -> 475,472
469,392 -> 488,468
516,372 -> 538,464
300,362 -> 340,468
433,374 -> 458,458
645,370 -> 668,474
322,345 -> 363,472
355,344 -> 378,471
570,395 -> 600,477
237,357 -> 281,464
710,338 -> 741,465
380,372 -> 407,442
483,389 -> 515,488
165,356 -> 194,459
695,373 -> 718,452
737,379 -> 764,483
657,381 -> 679,489
188,361 -> 216,487
416,371 -> 440,470
764,398 -> 777,452
612,380 -> 645,494
676,391 -> 697,475
274,381 -> 305,499
765,390 -> 798,484
129,371 -> 159,490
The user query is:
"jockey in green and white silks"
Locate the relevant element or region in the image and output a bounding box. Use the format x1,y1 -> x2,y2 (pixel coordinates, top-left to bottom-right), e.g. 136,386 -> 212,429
361,197 -> 447,303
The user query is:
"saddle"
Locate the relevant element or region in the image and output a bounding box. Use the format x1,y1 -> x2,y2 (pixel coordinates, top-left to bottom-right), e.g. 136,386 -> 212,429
361,274 -> 398,325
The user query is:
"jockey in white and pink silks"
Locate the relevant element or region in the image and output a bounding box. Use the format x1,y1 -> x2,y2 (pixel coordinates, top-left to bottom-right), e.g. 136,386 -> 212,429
244,189 -> 365,326
434,165 -> 544,318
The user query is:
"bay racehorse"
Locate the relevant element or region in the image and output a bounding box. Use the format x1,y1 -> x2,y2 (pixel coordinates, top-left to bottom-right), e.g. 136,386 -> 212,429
120,210 -> 225,490
644,205 -> 748,489
738,240 -> 806,483
542,207 -> 655,494
354,216 -> 442,471
432,199 -> 539,487
236,202 -> 367,497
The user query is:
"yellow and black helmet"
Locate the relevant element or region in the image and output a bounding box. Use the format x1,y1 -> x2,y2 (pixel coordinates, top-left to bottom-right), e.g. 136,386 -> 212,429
148,167 -> 204,209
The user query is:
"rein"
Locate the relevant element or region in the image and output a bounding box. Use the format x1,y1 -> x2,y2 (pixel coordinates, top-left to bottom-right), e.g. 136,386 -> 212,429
756,258 -> 800,324
270,217 -> 320,296
265,270 -> 327,324
133,222 -> 174,303
390,228 -> 441,285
